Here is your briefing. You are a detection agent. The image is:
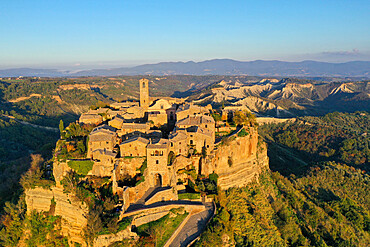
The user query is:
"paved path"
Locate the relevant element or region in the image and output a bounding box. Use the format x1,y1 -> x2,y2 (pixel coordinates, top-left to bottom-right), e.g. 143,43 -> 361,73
168,202 -> 215,247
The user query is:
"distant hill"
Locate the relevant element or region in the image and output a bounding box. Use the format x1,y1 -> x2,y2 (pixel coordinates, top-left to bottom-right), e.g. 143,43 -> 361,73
185,78 -> 370,116
1,59 -> 369,77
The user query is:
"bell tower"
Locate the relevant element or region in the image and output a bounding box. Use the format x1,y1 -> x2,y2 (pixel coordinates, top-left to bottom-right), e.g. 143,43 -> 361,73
139,78 -> 149,109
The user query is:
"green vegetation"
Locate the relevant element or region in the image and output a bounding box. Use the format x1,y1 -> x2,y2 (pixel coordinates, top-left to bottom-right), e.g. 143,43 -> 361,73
67,160 -> 94,176
178,192 -> 200,200
197,111 -> 370,246
259,112 -> 369,175
0,199 -> 68,246
237,128 -> 249,137
197,165 -> 370,246
232,110 -> 257,127
135,208 -> 189,247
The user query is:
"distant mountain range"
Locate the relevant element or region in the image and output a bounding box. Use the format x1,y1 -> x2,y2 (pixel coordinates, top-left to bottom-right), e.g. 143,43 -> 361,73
0,59 -> 369,77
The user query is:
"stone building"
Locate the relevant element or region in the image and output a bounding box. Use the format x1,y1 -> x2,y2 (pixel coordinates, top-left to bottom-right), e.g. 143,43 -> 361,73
139,78 -> 150,109
146,139 -> 170,187
183,126 -> 214,155
108,115 -> 125,129
168,131 -> 188,156
119,137 -> 149,157
87,125 -> 117,159
118,123 -> 150,136
147,99 -> 177,126
110,101 -> 139,110
176,103 -> 209,121
79,113 -> 103,125
176,115 -> 215,140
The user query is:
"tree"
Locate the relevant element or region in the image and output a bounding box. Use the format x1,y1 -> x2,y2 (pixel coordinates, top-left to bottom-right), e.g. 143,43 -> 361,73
59,119 -> 64,139
233,111 -> 248,126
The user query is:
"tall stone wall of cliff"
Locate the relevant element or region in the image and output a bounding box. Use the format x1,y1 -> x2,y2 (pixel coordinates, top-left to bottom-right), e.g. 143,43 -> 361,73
25,186 -> 88,245
203,127 -> 269,190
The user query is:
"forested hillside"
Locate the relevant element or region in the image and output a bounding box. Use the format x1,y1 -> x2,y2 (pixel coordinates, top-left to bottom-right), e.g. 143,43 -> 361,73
197,112 -> 369,246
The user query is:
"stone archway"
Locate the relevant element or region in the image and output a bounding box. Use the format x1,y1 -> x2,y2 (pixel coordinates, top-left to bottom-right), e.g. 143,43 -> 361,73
155,173 -> 162,187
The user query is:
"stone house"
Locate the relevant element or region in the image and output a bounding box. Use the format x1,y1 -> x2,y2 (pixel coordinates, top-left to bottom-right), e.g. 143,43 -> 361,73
118,123 -> 150,136
147,139 -> 170,187
168,131 -> 188,156
176,115 -> 216,140
87,125 -> 117,159
147,99 -> 177,126
110,101 -> 139,110
119,137 -> 149,157
79,113 -> 103,125
92,148 -> 117,163
183,126 -> 214,155
108,115 -> 125,129
176,103 -> 209,121
126,106 -> 145,119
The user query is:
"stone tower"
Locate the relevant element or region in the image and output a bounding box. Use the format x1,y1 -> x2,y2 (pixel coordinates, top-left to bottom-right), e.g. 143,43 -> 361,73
140,78 -> 149,109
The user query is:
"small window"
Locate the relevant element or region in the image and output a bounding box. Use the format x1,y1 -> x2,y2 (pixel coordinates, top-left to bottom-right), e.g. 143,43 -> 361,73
190,140 -> 193,145
207,145 -> 209,148
142,82 -> 146,88
205,124 -> 207,128
161,105 -> 164,109
156,160 -> 159,164
179,149 -> 181,153
170,142 -> 173,147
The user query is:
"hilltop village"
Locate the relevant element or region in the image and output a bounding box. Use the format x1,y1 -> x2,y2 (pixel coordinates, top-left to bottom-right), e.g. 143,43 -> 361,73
77,79 -> 216,207
25,79 -> 269,246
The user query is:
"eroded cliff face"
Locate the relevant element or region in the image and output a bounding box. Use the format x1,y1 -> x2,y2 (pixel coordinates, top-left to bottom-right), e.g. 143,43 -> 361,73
25,186 -> 88,245
204,127 -> 269,190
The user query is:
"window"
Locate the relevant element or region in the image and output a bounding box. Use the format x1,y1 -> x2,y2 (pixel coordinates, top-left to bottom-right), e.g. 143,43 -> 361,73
190,140 -> 193,145
142,82 -> 146,88
156,160 -> 159,164
207,145 -> 209,148
161,105 -> 164,109
170,142 -> 173,147
205,124 -> 207,128
179,149 -> 181,153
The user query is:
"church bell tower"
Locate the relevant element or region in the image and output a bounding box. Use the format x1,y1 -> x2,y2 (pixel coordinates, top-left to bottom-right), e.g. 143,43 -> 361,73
140,78 -> 149,109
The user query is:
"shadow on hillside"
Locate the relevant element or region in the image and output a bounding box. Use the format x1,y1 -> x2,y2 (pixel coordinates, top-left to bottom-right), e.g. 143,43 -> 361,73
266,141 -> 317,178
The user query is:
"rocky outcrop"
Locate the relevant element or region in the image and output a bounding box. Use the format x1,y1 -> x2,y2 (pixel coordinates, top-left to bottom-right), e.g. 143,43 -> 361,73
25,186 -> 88,245
204,128 -> 269,189
93,228 -> 138,247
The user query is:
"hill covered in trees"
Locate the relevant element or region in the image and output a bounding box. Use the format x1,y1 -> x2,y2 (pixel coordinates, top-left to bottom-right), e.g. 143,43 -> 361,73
196,112 -> 369,246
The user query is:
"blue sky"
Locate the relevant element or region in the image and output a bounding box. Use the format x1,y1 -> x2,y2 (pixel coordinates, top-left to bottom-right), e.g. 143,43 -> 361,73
0,0 -> 369,68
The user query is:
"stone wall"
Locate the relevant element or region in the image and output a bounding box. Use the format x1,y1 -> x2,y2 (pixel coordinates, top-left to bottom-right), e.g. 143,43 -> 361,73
116,157 -> 145,178
145,187 -> 178,205
93,228 -> 138,247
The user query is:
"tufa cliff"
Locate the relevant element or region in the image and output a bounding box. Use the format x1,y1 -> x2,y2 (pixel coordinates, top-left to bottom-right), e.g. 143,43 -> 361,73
203,127 -> 269,189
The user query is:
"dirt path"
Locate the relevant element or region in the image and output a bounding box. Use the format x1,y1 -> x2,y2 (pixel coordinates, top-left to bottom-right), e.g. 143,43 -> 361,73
1,115 -> 58,132
8,93 -> 42,103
